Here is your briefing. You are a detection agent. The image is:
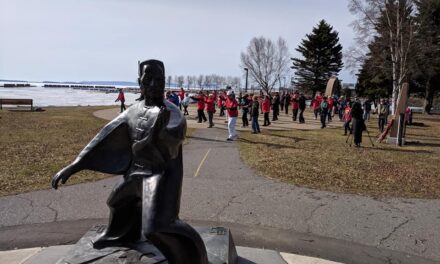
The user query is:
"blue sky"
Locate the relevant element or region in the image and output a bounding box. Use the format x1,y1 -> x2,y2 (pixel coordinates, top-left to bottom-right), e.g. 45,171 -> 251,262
0,0 -> 358,84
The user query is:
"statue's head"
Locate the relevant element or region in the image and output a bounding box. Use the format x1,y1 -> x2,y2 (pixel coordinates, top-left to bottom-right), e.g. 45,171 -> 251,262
138,59 -> 165,103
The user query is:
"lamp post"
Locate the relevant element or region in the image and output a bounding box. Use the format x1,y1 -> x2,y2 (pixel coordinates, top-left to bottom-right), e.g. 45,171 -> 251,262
244,67 -> 249,93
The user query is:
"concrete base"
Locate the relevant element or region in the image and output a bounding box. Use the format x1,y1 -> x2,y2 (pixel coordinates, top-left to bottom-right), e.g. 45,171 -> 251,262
386,136 -> 406,145
55,225 -> 237,264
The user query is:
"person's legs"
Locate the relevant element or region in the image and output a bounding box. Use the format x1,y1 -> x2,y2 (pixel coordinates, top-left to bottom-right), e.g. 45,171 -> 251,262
197,110 -> 202,122
314,109 -> 318,119
201,110 -> 207,122
183,105 -> 188,115
208,112 -> 214,127
252,117 -> 257,133
227,117 -> 237,139
320,112 -> 326,128
285,105 -> 289,115
292,109 -> 298,121
299,109 -> 304,123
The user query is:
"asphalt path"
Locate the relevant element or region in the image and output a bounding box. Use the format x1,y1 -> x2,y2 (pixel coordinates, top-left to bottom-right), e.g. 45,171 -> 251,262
0,110 -> 439,264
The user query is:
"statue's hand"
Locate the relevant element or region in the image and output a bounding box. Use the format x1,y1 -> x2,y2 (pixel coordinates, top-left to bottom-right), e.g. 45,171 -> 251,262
51,165 -> 74,189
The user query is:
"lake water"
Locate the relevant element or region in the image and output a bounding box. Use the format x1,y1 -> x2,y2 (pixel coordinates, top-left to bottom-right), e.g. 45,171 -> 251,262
0,86 -> 141,107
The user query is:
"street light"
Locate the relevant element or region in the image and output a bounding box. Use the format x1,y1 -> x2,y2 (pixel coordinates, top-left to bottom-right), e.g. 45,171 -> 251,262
244,67 -> 249,93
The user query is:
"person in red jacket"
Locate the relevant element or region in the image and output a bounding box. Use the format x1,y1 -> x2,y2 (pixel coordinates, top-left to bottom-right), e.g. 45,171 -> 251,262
291,91 -> 299,121
343,103 -> 352,135
312,93 -> 323,119
217,93 -> 226,116
327,96 -> 334,122
115,88 -> 126,113
191,91 -> 207,123
262,95 -> 271,126
205,93 -> 216,128
225,90 -> 238,140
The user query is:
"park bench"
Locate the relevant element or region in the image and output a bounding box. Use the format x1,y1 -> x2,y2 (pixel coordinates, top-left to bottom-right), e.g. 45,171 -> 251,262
0,98 -> 33,111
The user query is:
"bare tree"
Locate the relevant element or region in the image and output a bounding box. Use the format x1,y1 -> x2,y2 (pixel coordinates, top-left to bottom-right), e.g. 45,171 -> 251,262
177,75 -> 185,87
348,0 -> 417,114
240,36 -> 290,95
197,75 -> 204,90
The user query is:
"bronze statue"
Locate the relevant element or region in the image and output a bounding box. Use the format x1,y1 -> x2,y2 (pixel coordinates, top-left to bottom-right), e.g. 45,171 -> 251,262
52,59 -> 208,264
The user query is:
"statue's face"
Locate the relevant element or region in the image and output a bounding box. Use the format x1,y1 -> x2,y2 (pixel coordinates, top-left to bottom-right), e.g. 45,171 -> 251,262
140,63 -> 165,101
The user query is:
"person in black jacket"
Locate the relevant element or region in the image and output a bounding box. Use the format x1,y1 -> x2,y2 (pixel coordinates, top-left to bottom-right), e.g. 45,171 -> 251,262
351,98 -> 364,147
251,95 -> 261,134
298,93 -> 306,123
272,92 -> 280,121
284,93 -> 291,115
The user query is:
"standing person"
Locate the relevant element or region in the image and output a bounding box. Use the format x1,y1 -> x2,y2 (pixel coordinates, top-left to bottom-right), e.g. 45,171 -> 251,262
225,90 -> 238,141
192,91 -> 207,123
343,103 -> 352,135
284,92 -> 291,115
217,93 -> 225,116
320,96 -> 329,128
338,96 -> 346,121
312,94 -> 322,120
327,96 -> 334,122
251,95 -> 261,134
363,99 -> 372,121
178,87 -> 185,110
115,88 -> 126,113
240,94 -> 250,127
291,91 -> 299,121
272,92 -> 280,121
181,93 -> 190,116
262,95 -> 271,126
377,99 -> 388,132
298,93 -> 306,123
205,93 -> 216,128
280,91 -> 285,112
351,98 -> 364,147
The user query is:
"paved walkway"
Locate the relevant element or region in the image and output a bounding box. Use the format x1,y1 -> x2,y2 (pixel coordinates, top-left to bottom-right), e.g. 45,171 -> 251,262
0,106 -> 439,263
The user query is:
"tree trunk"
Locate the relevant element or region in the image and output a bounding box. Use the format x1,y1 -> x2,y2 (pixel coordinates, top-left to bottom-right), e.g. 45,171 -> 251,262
423,78 -> 433,115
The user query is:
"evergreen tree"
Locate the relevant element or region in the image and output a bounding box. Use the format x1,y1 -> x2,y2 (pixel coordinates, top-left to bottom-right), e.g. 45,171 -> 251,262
291,20 -> 343,95
413,0 -> 440,114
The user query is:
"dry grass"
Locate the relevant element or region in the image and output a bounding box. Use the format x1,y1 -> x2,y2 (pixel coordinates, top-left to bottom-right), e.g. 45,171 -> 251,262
239,112 -> 440,199
0,107 -> 195,197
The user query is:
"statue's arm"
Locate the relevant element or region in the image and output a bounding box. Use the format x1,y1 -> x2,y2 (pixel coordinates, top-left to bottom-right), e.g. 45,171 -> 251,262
52,115 -> 132,189
157,106 -> 186,161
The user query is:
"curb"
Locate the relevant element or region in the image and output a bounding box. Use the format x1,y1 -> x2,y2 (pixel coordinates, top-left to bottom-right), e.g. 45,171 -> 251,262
0,245 -> 343,264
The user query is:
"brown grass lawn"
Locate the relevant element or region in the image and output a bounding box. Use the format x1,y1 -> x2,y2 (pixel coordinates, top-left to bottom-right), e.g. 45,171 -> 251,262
239,112 -> 440,199
0,107 -> 195,197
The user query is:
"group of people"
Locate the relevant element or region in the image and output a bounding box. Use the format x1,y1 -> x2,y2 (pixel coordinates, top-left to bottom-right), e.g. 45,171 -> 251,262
117,86 -> 399,147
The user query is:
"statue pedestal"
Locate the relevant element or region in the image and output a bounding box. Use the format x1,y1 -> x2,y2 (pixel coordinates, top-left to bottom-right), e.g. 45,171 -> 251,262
56,225 -> 237,264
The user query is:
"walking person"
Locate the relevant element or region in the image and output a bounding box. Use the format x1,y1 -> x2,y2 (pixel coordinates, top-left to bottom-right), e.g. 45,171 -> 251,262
298,93 -> 306,123
343,103 -> 352,135
225,90 -> 238,141
240,94 -> 250,127
351,99 -> 364,147
320,96 -> 329,128
205,93 -> 216,128
251,95 -> 261,134
262,95 -> 271,126
115,88 -> 126,113
291,91 -> 299,121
